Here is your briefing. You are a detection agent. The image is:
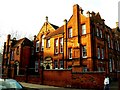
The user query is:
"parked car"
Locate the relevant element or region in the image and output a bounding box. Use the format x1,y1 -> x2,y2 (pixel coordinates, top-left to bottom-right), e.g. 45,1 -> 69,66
0,78 -> 25,90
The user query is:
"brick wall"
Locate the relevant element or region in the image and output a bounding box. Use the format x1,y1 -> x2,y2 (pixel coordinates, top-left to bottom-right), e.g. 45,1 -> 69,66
15,70 -> 105,89
42,70 -> 105,89
43,70 -> 72,87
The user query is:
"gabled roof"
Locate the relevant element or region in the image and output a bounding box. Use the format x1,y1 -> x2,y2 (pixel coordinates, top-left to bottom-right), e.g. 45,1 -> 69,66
95,12 -> 101,19
45,25 -> 64,39
36,22 -> 59,38
49,23 -> 59,29
12,38 -> 32,48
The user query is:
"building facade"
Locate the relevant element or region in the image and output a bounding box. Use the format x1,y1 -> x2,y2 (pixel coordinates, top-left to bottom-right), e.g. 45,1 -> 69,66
2,4 -> 120,80
2,34 -> 34,78
34,4 -> 120,78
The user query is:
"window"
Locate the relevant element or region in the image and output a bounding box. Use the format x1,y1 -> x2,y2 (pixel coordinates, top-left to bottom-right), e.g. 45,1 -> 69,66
35,61 -> 39,72
60,38 -> 63,53
54,60 -> 58,69
31,47 -> 34,55
68,28 -> 72,38
16,46 -> 19,55
98,67 -> 105,72
82,66 -> 87,72
36,41 -> 40,52
111,40 -> 113,49
55,39 -> 58,54
41,35 -> 45,51
108,35 -> 110,48
100,30 -> 102,38
82,24 -> 86,35
96,28 -> 99,37
115,41 -> 117,50
11,50 -> 14,60
109,58 -> 112,72
68,48 -> 72,59
82,45 -> 87,58
60,60 -> 64,69
68,66 -> 72,69
101,48 -> 104,59
46,39 -> 50,48
40,56 -> 43,66
97,47 -> 100,59
117,41 -> 119,51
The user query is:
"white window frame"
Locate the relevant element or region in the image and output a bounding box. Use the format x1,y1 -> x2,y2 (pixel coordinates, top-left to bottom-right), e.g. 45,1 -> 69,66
68,28 -> 72,38
109,58 -> 112,72
97,47 -> 100,59
82,24 -> 86,35
82,45 -> 87,58
60,38 -> 63,53
54,60 -> 58,69
35,61 -> 39,72
41,35 -> 45,51
96,28 -> 99,37
68,48 -> 72,59
82,66 -> 87,72
55,39 -> 58,54
101,48 -> 104,59
60,60 -> 64,69
36,41 -> 40,52
100,29 -> 102,38
108,35 -> 110,48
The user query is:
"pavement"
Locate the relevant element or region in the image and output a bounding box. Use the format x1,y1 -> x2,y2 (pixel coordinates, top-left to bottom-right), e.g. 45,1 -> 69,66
20,81 -> 119,90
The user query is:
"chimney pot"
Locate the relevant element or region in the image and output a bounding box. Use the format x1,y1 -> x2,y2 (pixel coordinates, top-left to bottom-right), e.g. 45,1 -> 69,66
64,19 -> 67,25
80,7 -> 83,14
46,16 -> 48,22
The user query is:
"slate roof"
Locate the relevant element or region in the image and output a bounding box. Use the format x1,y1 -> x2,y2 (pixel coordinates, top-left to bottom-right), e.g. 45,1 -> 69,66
12,38 -> 32,48
45,25 -> 64,39
49,23 -> 59,29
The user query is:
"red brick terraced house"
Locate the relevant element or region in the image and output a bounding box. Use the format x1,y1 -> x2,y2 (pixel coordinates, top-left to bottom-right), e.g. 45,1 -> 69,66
2,34 -> 34,78
34,4 -> 120,79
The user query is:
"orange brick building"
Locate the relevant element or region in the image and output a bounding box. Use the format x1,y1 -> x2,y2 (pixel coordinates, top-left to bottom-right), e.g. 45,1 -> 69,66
34,4 -> 120,78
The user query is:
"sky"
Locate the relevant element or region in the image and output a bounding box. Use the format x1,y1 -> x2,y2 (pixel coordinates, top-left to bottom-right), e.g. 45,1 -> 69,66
0,0 -> 119,53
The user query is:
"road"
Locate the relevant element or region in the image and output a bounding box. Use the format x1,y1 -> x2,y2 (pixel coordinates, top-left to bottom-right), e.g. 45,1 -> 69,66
20,82 -> 94,90
20,81 -> 119,90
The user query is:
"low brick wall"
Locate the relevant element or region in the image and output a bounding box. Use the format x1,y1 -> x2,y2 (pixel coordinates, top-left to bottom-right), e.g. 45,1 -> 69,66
15,70 -> 105,89
28,75 -> 41,84
43,70 -> 105,89
43,69 -> 72,87
72,72 -> 105,89
15,75 -> 26,82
